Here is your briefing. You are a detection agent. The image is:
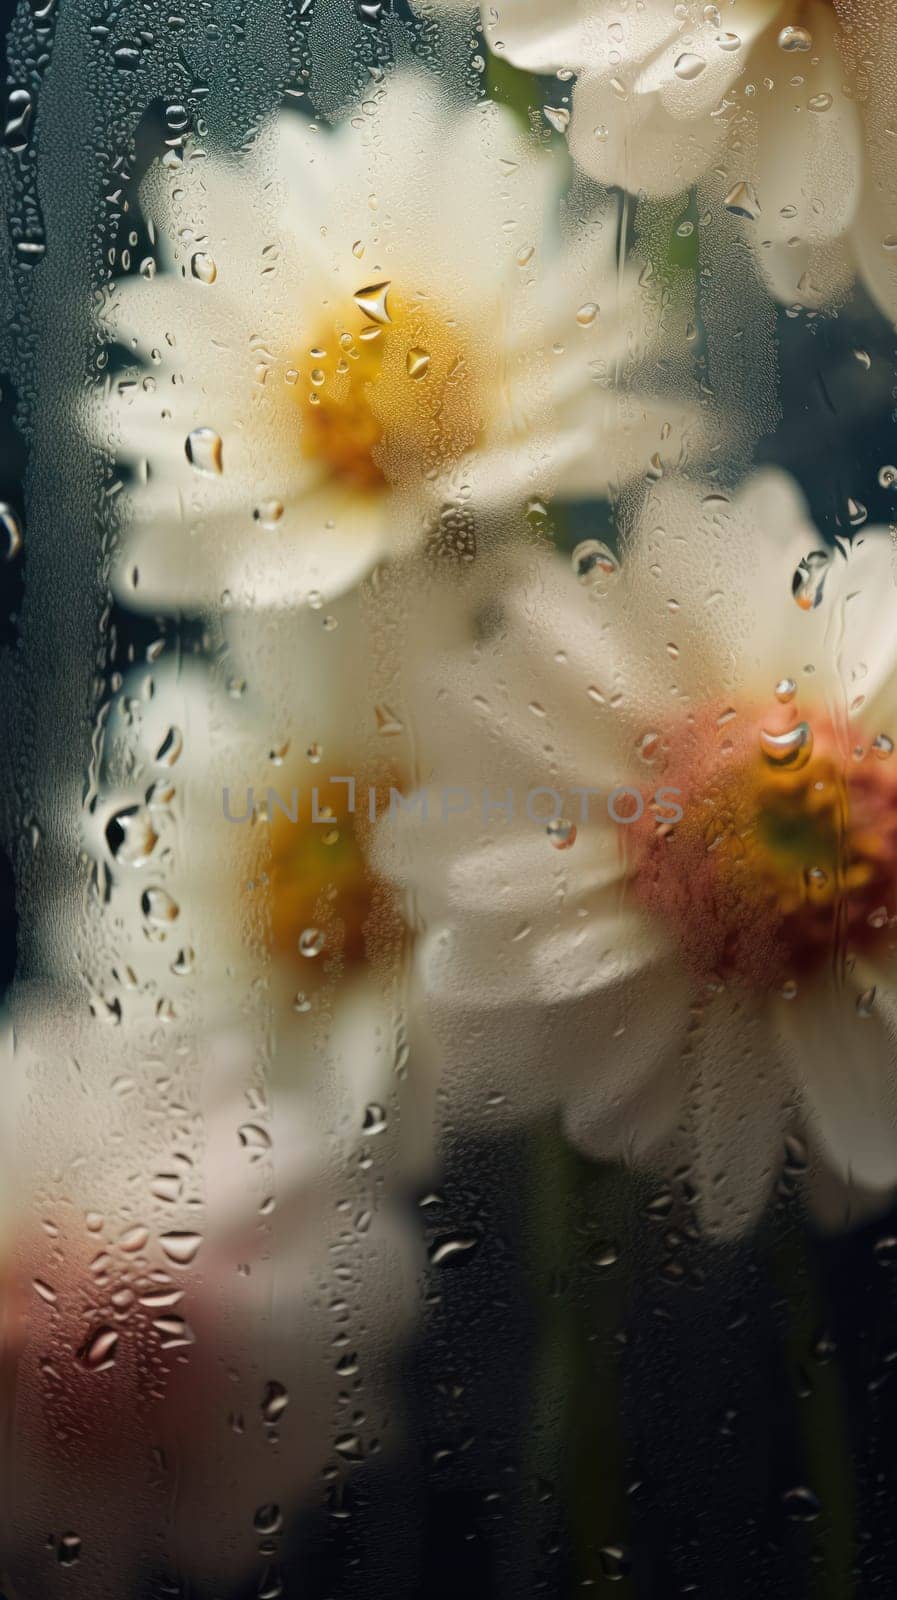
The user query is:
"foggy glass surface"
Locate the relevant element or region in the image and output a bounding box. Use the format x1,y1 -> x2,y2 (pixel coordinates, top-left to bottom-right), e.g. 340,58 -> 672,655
4,0 -> 897,1595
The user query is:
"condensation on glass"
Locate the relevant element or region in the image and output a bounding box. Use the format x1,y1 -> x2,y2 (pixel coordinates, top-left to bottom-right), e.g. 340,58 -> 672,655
2,0 -> 897,1593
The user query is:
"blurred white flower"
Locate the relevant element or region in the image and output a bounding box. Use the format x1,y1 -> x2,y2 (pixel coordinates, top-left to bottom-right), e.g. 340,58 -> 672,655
377,470 -> 897,1235
435,0 -> 897,316
98,70 -> 700,611
79,643 -> 432,1190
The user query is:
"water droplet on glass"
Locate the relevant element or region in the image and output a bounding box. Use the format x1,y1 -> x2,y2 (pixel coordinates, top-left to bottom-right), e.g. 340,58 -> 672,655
155,725 -> 183,766
406,347 -> 430,380
353,281 -> 391,324
239,1123 -> 272,1155
151,1173 -> 183,1204
857,986 -> 876,1018
428,1233 -> 481,1267
575,302 -> 599,328
106,805 -> 158,866
546,817 -> 577,849
809,92 -> 833,112
78,1325 -> 119,1371
875,1234 -> 897,1268
119,1224 -> 149,1252
879,465 -> 897,489
572,539 -> 619,586
637,731 -> 661,763
362,1102 -> 387,1135
185,427 -> 223,475
153,1314 -> 195,1349
58,1534 -> 81,1567
760,722 -> 813,770
16,234 -> 46,265
782,1486 -> 821,1521
298,927 -> 324,958
673,52 -> 706,80
160,1231 -> 203,1266
190,251 -> 217,283
774,678 -> 797,704
262,1380 -> 289,1423
254,1504 -> 283,1535
593,1242 -> 620,1269
792,550 -> 830,610
543,106 -> 570,133
335,1431 -> 364,1459
598,1545 -> 632,1580
375,704 -> 404,736
254,499 -> 284,528
847,497 -> 867,527
872,733 -> 894,760
813,1332 -> 837,1362
4,88 -> 34,152
724,181 -> 760,220
0,502 -> 23,558
778,24 -> 812,49
114,42 -> 142,68
141,887 -> 180,927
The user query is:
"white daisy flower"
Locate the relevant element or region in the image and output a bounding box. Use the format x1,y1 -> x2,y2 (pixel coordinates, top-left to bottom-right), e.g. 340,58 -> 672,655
376,469 -> 897,1236
80,649 -> 432,1188
433,0 -> 897,316
97,70 -> 701,612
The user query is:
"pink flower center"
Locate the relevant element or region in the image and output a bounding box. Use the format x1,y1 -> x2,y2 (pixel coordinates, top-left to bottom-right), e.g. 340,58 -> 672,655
629,698 -> 897,994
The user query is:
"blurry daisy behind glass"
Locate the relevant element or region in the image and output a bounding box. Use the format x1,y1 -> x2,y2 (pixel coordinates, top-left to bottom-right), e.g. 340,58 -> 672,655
97,70 -> 700,611
377,470 -> 897,1236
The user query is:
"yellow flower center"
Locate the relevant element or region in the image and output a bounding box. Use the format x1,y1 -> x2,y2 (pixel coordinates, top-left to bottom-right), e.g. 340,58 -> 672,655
264,769 -> 399,983
296,281 -> 483,493
629,699 -> 897,994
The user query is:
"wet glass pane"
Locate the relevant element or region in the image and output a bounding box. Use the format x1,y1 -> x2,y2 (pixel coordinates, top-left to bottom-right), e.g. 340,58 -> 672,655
4,0 -> 897,1595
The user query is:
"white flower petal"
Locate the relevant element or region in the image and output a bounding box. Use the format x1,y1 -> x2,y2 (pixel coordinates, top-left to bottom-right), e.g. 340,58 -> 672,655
564,0 -> 779,203
853,177 -> 897,326
570,63 -> 728,197
628,469 -> 897,724
775,979 -> 897,1193
105,274 -> 254,372
410,893 -> 671,1128
751,234 -> 856,312
560,958 -> 692,1163
748,3 -> 863,303
113,481 -> 387,611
